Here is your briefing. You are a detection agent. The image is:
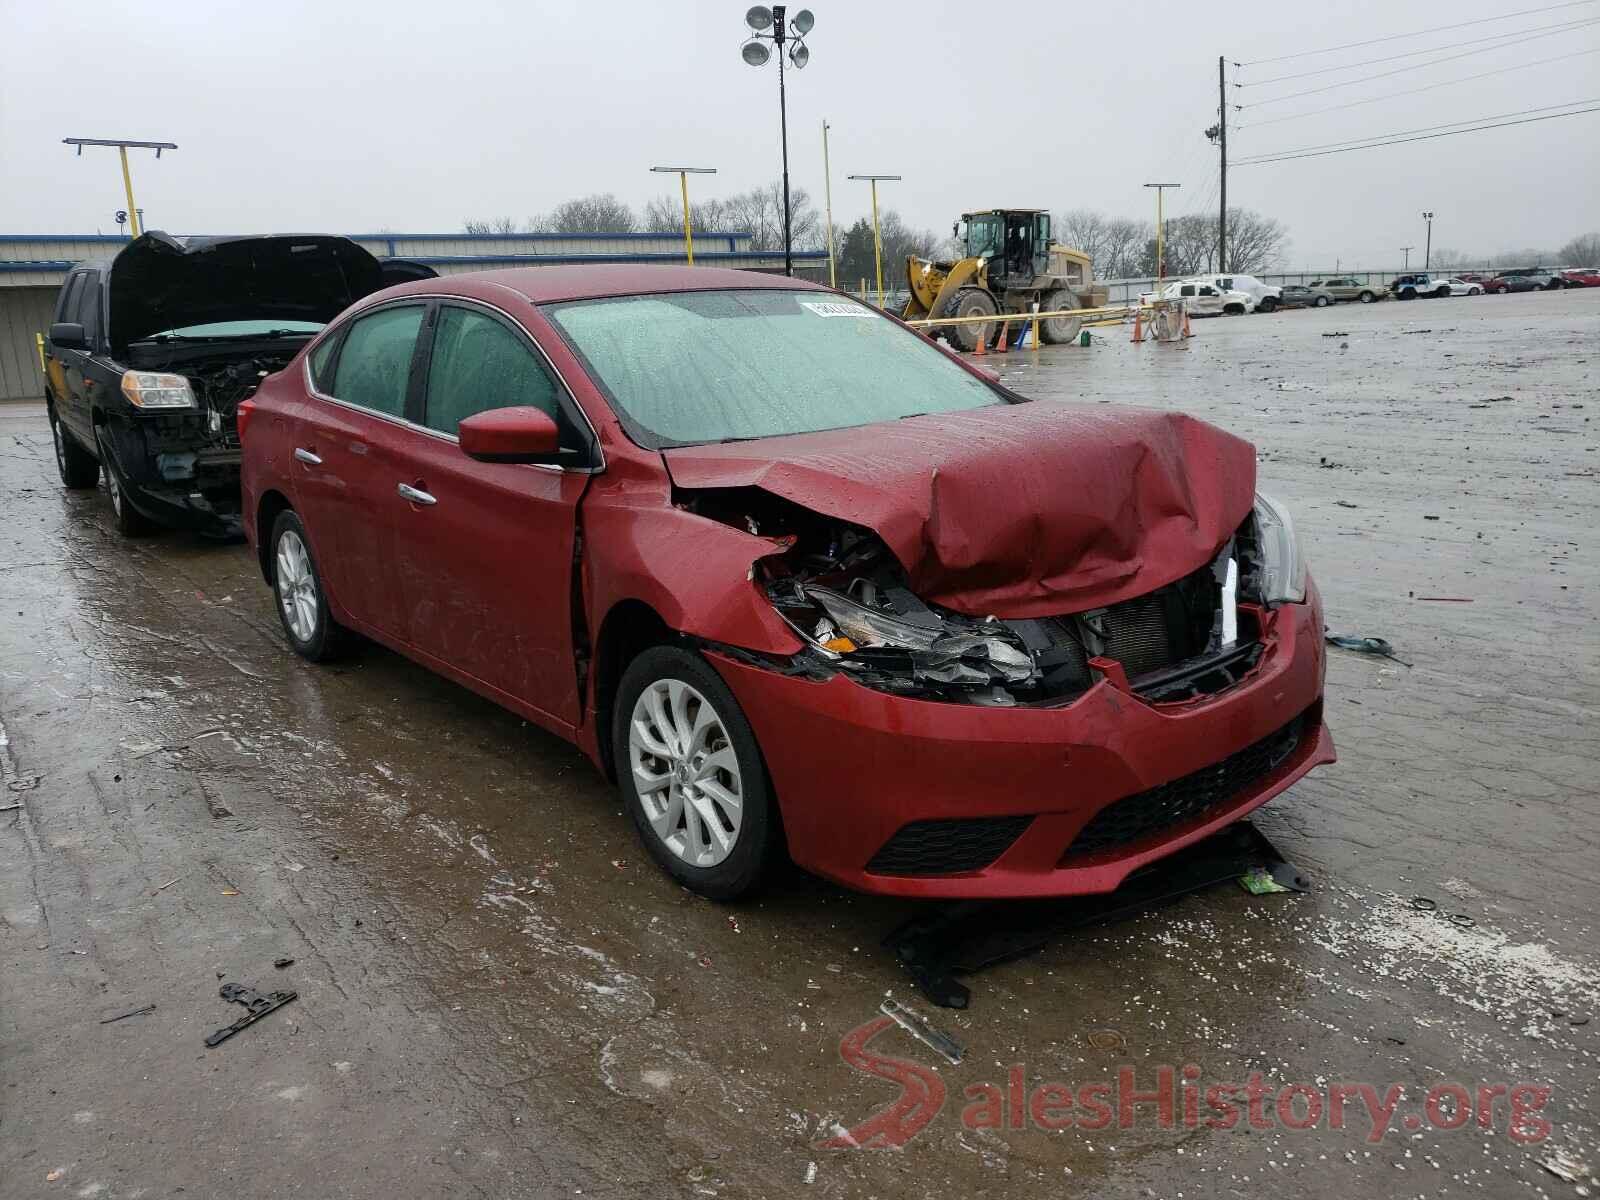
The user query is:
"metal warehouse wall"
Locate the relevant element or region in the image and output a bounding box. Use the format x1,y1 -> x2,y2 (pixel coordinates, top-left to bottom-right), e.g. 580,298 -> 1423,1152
0,287 -> 54,402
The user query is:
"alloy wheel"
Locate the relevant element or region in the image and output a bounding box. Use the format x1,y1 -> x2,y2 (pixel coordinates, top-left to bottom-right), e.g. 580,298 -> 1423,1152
628,679 -> 744,868
107,469 -> 123,516
51,416 -> 66,473
275,529 -> 320,643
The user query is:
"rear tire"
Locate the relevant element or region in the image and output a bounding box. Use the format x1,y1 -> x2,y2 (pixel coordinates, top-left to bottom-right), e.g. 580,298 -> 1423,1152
1469,287 -> 1481,296
613,645 -> 775,901
940,287 -> 999,353
49,404 -> 99,489
1257,295 -> 1278,313
270,510 -> 346,662
1038,289 -> 1082,344
1359,291 -> 1375,303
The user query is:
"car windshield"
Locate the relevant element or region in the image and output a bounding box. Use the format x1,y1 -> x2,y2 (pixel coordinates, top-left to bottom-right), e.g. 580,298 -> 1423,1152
138,319 -> 325,340
545,289 -> 1005,447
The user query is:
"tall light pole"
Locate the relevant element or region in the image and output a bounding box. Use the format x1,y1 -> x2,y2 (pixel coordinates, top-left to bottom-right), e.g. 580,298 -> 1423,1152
64,138 -> 177,238
1144,183 -> 1181,281
741,6 -> 814,277
822,120 -> 837,288
1422,211 -> 1434,271
1401,246 -> 1414,269
847,174 -> 900,308
651,166 -> 716,265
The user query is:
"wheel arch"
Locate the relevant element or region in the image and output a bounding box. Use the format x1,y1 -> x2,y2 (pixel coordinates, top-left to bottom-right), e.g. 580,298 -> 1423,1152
592,598 -> 675,783
255,489 -> 294,584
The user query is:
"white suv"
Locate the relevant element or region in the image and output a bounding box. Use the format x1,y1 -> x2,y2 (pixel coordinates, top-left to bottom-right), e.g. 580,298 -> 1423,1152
1141,278 -> 1255,316
1200,273 -> 1283,313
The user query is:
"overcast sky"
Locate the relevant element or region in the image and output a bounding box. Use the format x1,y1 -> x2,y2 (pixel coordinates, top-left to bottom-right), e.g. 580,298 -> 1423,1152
1,0 -> 1595,269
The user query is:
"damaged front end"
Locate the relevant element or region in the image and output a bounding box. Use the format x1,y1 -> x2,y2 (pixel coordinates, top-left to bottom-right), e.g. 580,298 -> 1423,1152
686,488 -> 1300,709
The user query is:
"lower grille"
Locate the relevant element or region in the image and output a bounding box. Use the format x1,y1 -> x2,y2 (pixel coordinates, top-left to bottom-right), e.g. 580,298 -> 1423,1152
1062,714 -> 1305,861
867,815 -> 1034,876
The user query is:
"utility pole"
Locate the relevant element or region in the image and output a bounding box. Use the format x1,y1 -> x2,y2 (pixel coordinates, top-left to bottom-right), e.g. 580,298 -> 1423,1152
822,120 -> 837,288
1401,246 -> 1414,269
1218,56 -> 1228,273
650,166 -> 716,265
847,174 -> 900,309
1422,211 -> 1434,270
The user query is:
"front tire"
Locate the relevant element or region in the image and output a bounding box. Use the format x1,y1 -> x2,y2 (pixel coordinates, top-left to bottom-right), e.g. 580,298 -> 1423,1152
939,287 -> 999,353
98,436 -> 154,537
270,510 -> 346,661
49,404 -> 99,489
613,645 -> 774,901
1257,295 -> 1278,313
1314,295 -> 1330,307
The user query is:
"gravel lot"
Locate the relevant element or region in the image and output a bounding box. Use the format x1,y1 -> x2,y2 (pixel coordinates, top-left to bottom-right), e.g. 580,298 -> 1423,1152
2,287 -> 1595,1198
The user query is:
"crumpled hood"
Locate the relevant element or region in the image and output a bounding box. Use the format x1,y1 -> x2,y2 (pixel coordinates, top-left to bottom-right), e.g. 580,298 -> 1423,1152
108,232 -> 387,352
663,401 -> 1257,618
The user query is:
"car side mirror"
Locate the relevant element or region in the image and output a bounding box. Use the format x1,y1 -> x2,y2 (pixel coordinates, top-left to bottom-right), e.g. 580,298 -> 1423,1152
49,322 -> 88,351
458,406 -> 565,464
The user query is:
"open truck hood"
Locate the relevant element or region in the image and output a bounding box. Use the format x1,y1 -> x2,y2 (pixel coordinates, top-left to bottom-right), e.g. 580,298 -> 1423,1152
107,232 -> 412,353
663,401 -> 1257,619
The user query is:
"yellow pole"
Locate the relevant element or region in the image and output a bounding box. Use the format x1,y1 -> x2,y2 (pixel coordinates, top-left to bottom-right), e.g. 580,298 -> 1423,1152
870,179 -> 884,309
119,146 -> 140,237
822,120 -> 837,288
678,171 -> 694,266
1155,187 -> 1164,282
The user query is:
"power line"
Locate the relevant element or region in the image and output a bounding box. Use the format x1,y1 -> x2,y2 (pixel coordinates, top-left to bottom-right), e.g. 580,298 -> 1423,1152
1237,0 -> 1596,65
1236,15 -> 1598,85
1239,20 -> 1599,106
1232,105 -> 1600,165
1237,46 -> 1600,127
1235,98 -> 1599,161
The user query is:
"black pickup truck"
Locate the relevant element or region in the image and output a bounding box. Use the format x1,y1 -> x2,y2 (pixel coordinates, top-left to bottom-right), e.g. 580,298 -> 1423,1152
43,232 -> 431,536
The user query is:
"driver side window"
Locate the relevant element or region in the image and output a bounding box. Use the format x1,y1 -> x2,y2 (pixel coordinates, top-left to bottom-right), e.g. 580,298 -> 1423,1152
424,305 -> 560,436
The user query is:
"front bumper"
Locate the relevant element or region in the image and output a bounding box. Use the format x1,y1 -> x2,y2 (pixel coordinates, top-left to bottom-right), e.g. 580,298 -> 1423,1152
711,578 -> 1333,898
101,415 -> 243,537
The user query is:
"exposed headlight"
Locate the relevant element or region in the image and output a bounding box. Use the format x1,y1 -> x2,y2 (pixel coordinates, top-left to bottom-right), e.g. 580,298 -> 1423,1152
121,370 -> 196,410
1252,492 -> 1307,604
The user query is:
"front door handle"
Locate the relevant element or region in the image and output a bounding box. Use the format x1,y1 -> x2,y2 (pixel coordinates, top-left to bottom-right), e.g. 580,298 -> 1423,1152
293,447 -> 322,465
397,482 -> 437,506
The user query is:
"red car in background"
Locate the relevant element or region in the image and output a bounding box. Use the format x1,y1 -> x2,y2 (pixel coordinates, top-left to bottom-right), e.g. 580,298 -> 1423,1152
238,266 -> 1332,900
1560,269 -> 1600,287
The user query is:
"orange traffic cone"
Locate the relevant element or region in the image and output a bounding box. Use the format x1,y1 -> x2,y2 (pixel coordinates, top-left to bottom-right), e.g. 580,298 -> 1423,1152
1132,310 -> 1144,344
995,321 -> 1010,353
975,331 -> 987,355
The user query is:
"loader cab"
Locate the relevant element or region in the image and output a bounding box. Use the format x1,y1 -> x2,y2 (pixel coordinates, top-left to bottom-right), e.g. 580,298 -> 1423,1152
958,209 -> 1050,288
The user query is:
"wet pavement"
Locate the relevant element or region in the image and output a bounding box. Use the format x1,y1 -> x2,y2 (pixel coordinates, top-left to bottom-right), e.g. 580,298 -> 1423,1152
2,287 -> 1596,1198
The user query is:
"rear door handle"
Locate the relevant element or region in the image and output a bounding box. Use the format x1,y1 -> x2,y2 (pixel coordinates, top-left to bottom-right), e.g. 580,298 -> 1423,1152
397,482 -> 437,506
293,447 -> 322,465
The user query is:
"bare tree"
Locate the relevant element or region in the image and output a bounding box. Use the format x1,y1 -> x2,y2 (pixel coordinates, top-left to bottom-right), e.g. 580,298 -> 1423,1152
642,194 -> 731,235
1056,210 -> 1112,268
720,182 -> 822,252
462,217 -> 520,235
1558,231 -> 1600,265
528,193 -> 638,235
1223,208 -> 1289,273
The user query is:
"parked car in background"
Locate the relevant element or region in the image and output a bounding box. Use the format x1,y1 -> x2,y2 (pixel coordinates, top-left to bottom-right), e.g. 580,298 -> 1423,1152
1559,268 -> 1600,287
1307,277 -> 1382,304
239,265 -> 1333,900
1388,273 -> 1439,300
1483,271 -> 1545,294
1141,279 -> 1254,315
1437,277 -> 1483,297
1279,284 -> 1335,308
1453,272 -> 1492,285
42,231 -> 431,536
1199,273 -> 1283,312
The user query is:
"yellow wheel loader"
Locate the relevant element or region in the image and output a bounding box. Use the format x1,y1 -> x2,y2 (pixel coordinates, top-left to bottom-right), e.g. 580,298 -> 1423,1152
903,209 -> 1109,352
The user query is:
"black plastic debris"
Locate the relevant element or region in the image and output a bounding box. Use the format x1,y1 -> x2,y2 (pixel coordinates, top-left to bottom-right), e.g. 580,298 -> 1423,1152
879,999 -> 964,1064
1325,633 -> 1412,668
882,822 -> 1307,1009
205,983 -> 297,1047
273,957 -> 295,969
99,1003 -> 156,1024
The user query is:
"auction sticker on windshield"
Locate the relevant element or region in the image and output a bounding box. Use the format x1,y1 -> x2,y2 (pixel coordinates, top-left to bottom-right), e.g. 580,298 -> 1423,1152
801,301 -> 876,318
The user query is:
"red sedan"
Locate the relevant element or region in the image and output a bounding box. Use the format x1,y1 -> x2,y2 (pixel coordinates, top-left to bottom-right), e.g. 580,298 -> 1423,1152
239,266 -> 1332,900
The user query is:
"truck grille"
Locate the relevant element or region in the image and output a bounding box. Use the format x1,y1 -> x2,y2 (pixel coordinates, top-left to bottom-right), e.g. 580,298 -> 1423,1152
1061,713 -> 1305,861
867,815 -> 1034,876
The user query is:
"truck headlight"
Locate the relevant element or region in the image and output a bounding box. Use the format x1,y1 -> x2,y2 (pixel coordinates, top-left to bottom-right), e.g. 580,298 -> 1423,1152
1253,492 -> 1306,604
121,370 -> 196,410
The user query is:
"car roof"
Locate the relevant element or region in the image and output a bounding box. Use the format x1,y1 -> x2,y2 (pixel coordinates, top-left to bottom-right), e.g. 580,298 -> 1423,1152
374,264 -> 832,306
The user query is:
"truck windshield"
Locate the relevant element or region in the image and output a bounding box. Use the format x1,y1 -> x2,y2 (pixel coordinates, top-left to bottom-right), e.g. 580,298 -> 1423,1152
966,215 -> 1002,259
545,290 -> 1005,448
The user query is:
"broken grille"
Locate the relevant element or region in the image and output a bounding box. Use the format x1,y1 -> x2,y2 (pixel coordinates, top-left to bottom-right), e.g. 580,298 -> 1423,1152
867,815 -> 1034,876
1061,713 -> 1305,861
